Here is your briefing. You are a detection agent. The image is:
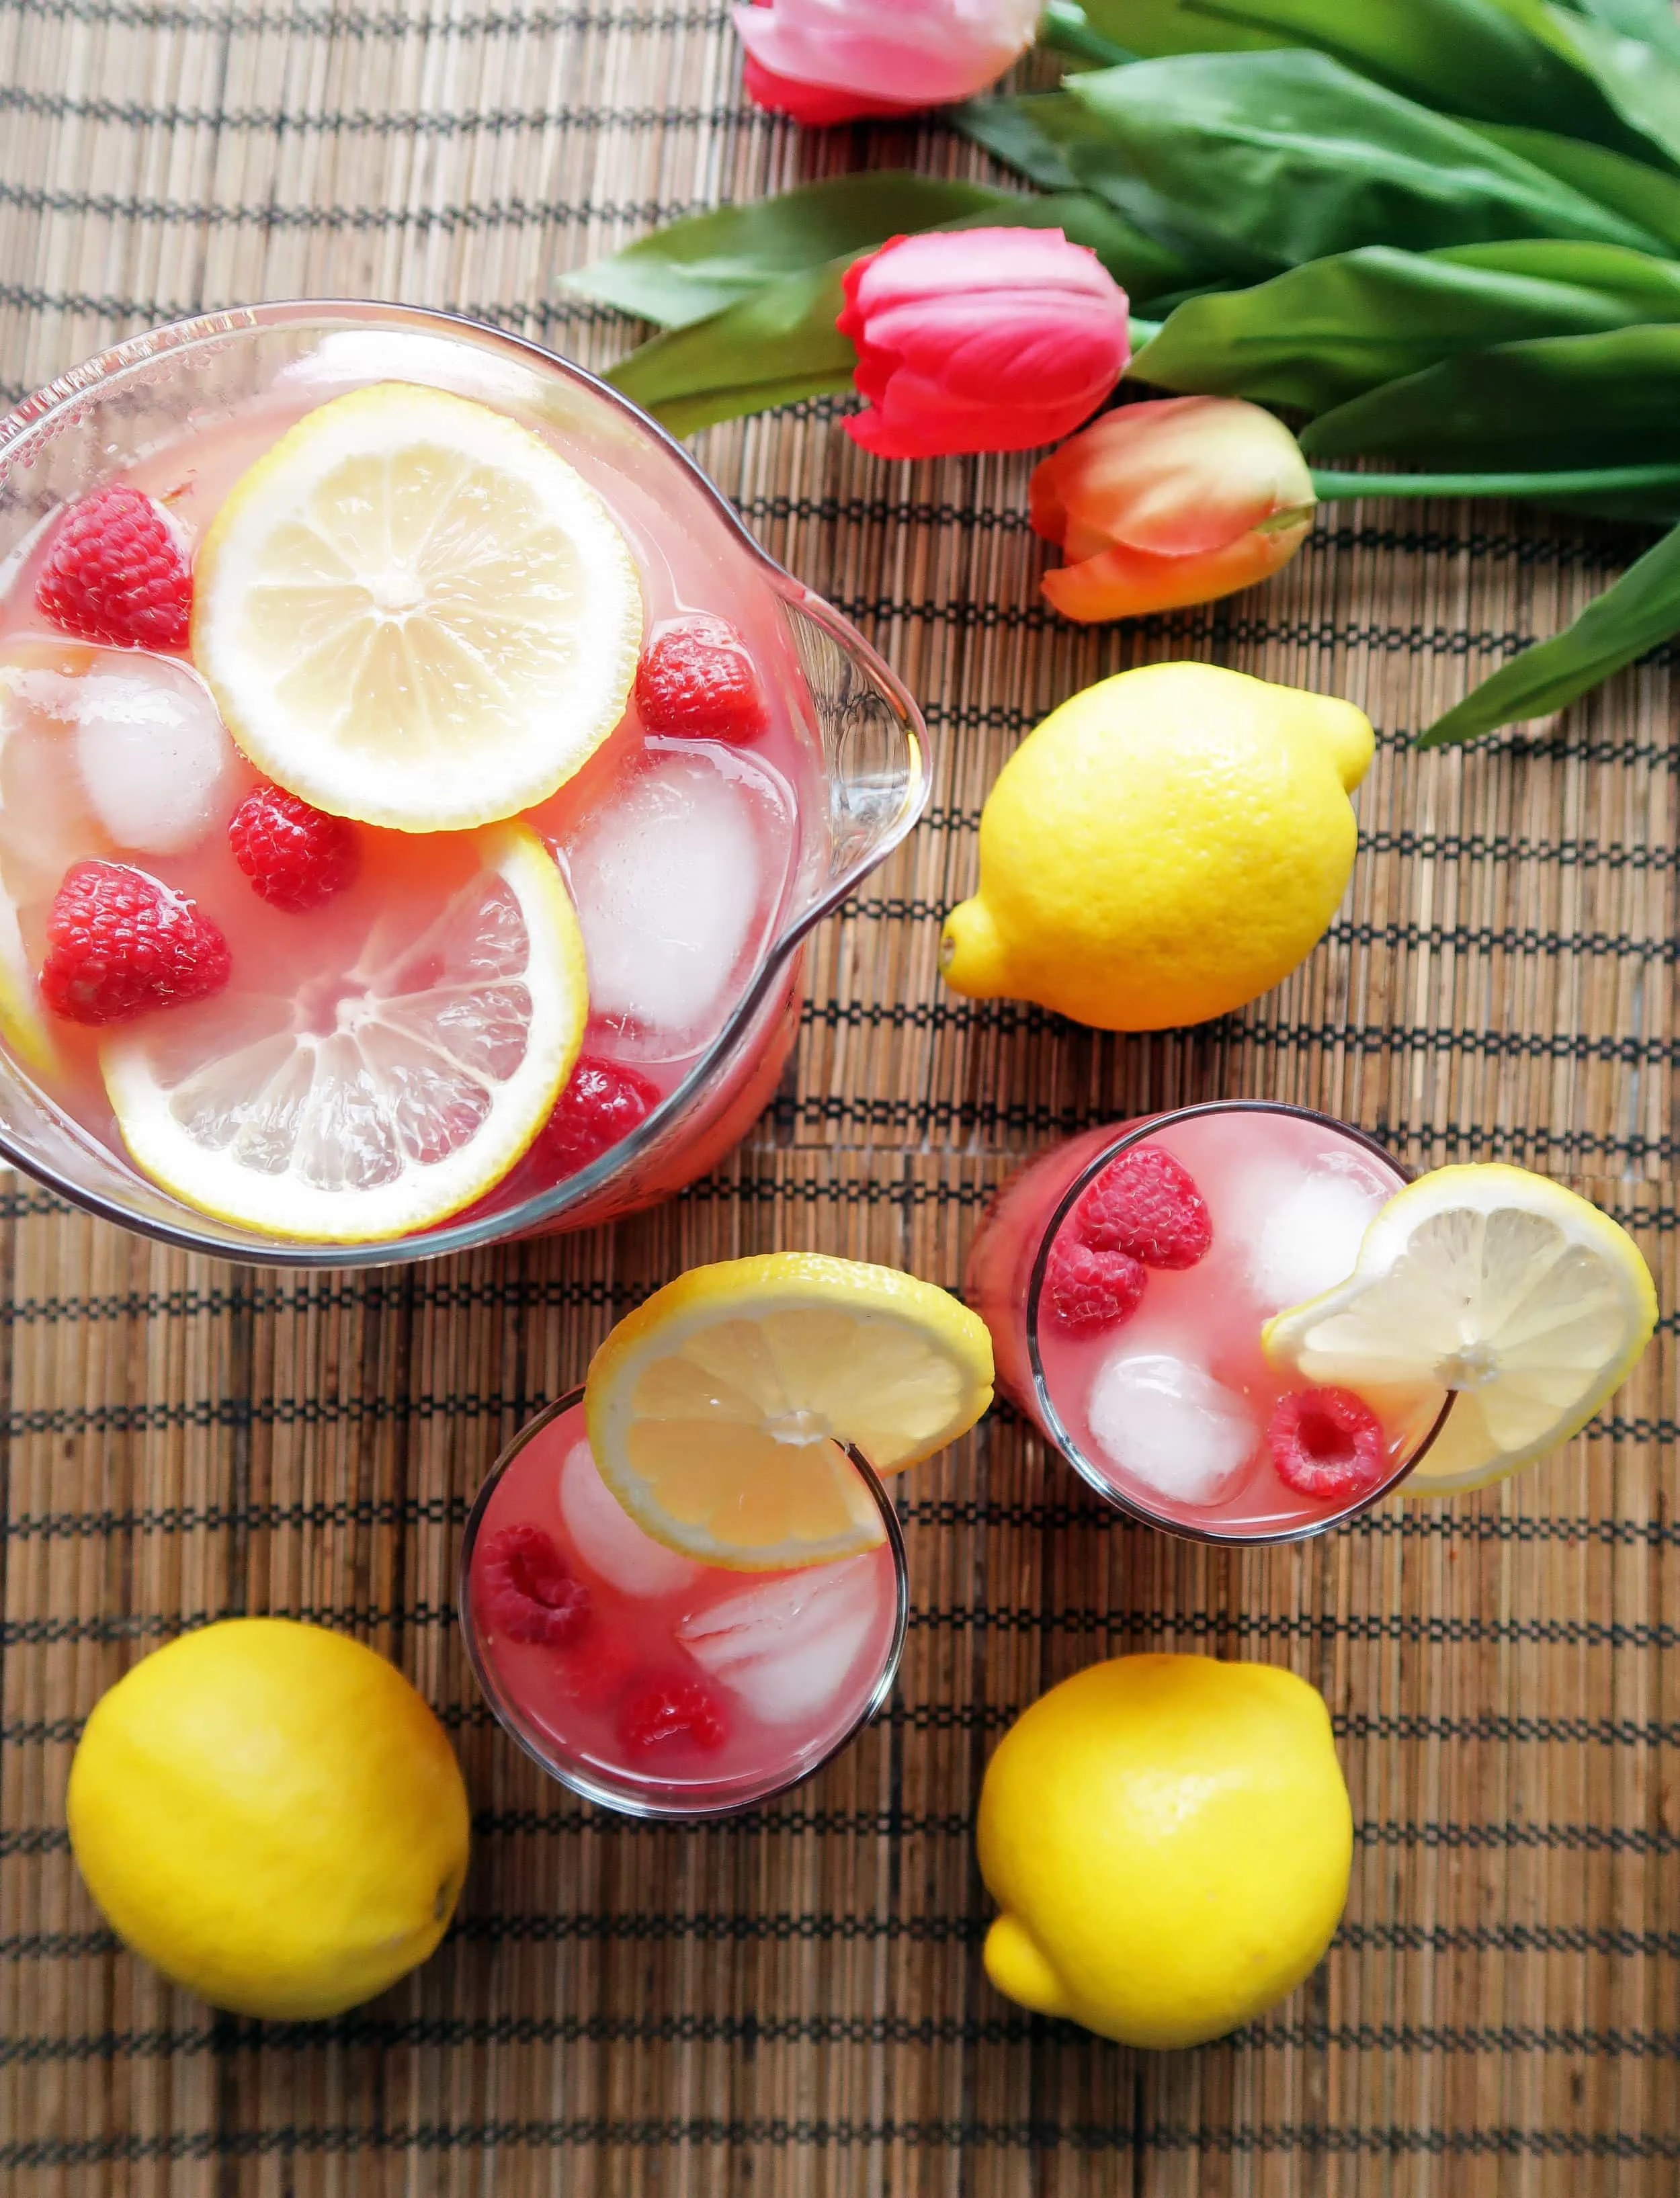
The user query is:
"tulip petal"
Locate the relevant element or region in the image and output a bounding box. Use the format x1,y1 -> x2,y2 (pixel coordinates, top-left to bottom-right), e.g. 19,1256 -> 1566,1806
734,0 -> 1038,107
1040,517 -> 1314,623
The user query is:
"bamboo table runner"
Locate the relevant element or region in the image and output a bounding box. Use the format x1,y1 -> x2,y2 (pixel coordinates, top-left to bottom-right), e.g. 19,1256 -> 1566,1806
0,3 -> 1675,2192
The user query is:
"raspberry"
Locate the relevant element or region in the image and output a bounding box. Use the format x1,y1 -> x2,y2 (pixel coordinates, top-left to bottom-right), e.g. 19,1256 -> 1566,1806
476,1523 -> 592,1646
1042,1234 -> 1146,1333
1267,1386 -> 1388,1503
228,784 -> 360,913
534,1055 -> 661,1176
1075,1146 -> 1212,1270
618,1673 -> 728,1754
35,484 -> 192,652
634,615 -> 769,743
39,861 -> 230,1026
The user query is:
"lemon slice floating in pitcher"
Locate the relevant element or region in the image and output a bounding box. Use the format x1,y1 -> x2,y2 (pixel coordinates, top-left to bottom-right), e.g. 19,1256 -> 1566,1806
103,824 -> 587,1243
1263,1165 -> 1656,1496
192,383 -> 642,831
585,1254 -> 995,1569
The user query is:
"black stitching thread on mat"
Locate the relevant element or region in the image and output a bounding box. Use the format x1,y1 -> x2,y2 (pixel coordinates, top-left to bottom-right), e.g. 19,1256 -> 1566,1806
5,2124 -> 1680,2166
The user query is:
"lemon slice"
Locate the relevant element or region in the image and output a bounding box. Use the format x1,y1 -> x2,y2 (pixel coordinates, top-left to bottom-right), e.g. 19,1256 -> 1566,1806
585,1253 -> 996,1569
192,383 -> 642,832
102,823 -> 587,1243
1263,1165 -> 1656,1496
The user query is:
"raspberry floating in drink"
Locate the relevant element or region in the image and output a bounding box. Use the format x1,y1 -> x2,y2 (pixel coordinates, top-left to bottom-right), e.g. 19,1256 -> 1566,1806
36,485 -> 194,652
40,859 -> 230,1025
1266,1386 -> 1387,1502
228,784 -> 360,912
636,614 -> 770,743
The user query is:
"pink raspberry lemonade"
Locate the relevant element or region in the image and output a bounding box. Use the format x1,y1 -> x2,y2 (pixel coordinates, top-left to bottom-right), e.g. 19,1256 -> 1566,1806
966,1103 -> 1452,1541
0,306 -> 925,1261
461,1393 -> 907,1816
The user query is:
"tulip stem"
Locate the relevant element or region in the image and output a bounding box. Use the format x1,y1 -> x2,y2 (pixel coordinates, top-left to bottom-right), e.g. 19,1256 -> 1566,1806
1309,462 -> 1680,503
1038,1 -> 1138,67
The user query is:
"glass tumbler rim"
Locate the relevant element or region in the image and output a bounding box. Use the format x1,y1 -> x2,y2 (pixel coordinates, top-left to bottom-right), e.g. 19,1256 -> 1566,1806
458,1384 -> 911,1820
0,300 -> 930,1267
1023,1098 -> 1456,1546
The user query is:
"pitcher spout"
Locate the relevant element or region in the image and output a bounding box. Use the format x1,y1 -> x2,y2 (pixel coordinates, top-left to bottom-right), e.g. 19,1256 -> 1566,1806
776,588 -> 930,900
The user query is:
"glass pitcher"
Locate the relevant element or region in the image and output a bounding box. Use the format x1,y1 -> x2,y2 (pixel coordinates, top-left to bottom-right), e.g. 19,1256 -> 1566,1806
0,303 -> 927,1265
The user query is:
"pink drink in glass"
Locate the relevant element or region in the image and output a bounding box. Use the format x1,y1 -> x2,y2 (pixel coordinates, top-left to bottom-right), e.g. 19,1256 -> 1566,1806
461,1394 -> 907,1818
966,1103 -> 1450,1542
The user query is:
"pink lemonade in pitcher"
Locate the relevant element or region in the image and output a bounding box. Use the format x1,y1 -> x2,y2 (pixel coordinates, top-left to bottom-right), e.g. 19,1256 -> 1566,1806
0,341 -> 831,1249
967,1103 -> 1450,1540
462,1396 -> 906,1816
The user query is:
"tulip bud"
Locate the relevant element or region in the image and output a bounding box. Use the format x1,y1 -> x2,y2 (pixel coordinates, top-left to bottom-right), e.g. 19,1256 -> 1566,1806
737,0 -> 1040,121
836,230 -> 1131,462
1030,396 -> 1318,622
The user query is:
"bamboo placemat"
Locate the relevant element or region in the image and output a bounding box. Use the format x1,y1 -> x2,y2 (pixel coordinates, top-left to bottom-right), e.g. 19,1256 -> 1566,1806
0,3 -> 1675,2193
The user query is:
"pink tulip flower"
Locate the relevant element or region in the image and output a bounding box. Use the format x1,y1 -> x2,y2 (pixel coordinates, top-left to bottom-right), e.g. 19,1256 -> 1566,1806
736,0 -> 1040,122
1029,396 -> 1319,622
836,229 -> 1131,462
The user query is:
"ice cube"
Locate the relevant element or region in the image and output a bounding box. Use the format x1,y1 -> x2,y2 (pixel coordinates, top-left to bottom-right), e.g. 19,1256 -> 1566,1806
676,1556 -> 881,1725
558,1437 -> 704,1599
1242,1161 -> 1388,1313
73,656 -> 234,855
1086,1349 -> 1257,1507
561,750 -> 784,1055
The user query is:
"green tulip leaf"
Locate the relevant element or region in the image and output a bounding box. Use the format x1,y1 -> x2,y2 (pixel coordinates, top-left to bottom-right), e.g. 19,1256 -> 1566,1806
605,260 -> 857,436
1421,518 -> 1680,744
955,97 -> 1265,290
1490,0 -> 1680,170
1130,239 -> 1680,410
1063,52 -> 1665,271
1074,0 -> 1279,52
1079,0 -> 1675,159
1302,323 -> 1680,474
1550,0 -> 1680,56
562,173 -> 1016,330
1466,122 -> 1680,249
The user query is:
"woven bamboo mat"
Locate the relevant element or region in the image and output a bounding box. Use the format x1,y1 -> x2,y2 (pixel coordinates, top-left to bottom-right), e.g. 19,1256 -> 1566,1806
0,3 -> 1677,2192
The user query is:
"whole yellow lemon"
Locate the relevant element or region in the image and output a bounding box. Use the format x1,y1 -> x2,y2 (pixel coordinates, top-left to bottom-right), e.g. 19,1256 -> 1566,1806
67,1619 -> 470,2019
940,661 -> 1373,1029
977,1655 -> 1351,2048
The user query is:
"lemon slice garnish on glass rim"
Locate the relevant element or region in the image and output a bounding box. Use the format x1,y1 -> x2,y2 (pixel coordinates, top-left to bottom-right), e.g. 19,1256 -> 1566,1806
192,382 -> 642,833
585,1254 -> 996,1570
1263,1164 -> 1657,1496
102,823 -> 587,1244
